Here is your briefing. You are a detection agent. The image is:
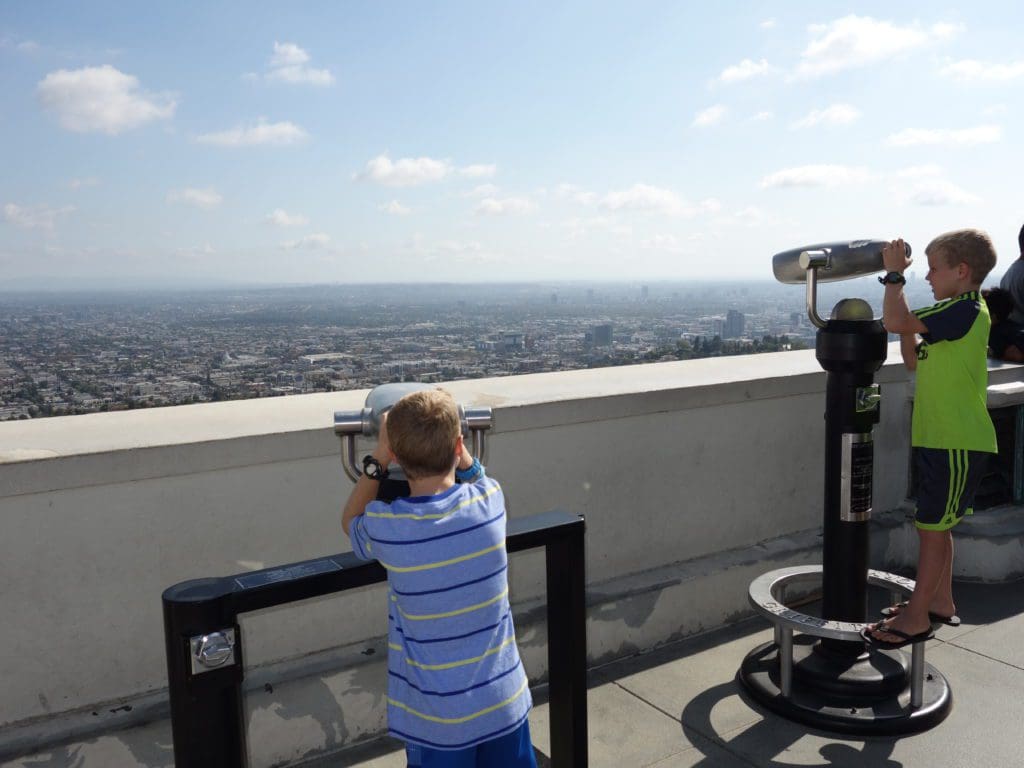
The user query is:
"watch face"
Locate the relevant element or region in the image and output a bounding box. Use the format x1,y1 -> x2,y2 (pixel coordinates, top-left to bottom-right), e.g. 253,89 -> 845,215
362,455 -> 383,478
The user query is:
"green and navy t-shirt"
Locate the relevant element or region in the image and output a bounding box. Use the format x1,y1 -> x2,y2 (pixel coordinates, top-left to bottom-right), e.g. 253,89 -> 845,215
911,291 -> 996,453
350,475 -> 532,750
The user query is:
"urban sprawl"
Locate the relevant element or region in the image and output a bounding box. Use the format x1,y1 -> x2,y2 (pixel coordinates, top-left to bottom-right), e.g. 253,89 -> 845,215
0,280 -> 932,421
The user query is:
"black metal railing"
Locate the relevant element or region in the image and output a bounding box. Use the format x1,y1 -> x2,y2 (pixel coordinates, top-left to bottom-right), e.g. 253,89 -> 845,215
162,510 -> 587,767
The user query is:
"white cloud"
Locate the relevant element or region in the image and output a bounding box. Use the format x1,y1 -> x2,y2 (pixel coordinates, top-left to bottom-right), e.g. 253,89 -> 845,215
4,38 -> 40,53
3,203 -> 75,230
355,154 -> 452,186
459,164 -> 497,178
885,125 -> 1001,147
639,234 -> 684,251
402,236 -> 504,265
939,58 -> 1024,83
600,184 -> 720,218
475,197 -> 535,215
281,233 -> 331,250
37,65 -> 176,135
265,208 -> 309,227
196,119 -> 308,147
795,16 -> 959,79
177,243 -> 216,259
751,111 -> 774,122
734,206 -> 770,226
894,164 -> 944,179
167,187 -> 222,210
380,200 -> 411,215
555,183 -> 597,206
761,164 -> 871,188
905,179 -> 981,206
717,58 -> 770,84
563,216 -> 633,240
760,19 -> 777,29
791,103 -> 861,128
67,177 -> 100,189
266,42 -> 334,86
692,105 -> 726,127
465,184 -> 501,199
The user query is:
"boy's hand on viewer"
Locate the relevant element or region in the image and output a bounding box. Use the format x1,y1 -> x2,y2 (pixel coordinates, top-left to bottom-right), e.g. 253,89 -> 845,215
373,414 -> 392,463
882,239 -> 912,274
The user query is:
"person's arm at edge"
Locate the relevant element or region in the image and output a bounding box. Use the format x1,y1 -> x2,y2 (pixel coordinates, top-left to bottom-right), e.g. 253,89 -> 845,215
1003,345 -> 1024,363
342,419 -> 393,536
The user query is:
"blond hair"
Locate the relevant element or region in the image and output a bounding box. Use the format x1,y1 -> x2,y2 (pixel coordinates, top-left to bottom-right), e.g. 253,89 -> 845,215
386,389 -> 461,479
926,228 -> 997,284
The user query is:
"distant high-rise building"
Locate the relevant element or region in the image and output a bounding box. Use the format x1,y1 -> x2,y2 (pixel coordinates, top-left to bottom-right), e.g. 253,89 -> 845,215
640,285 -> 649,301
790,312 -> 802,328
587,288 -> 594,302
724,309 -> 745,339
591,323 -> 613,347
550,293 -> 558,304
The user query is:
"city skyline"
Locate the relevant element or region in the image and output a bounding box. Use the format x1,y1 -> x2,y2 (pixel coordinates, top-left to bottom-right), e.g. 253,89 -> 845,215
2,3 -> 1023,288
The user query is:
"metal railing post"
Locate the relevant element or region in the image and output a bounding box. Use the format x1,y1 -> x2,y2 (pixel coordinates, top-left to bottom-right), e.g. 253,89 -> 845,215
163,577 -> 247,768
545,518 -> 588,767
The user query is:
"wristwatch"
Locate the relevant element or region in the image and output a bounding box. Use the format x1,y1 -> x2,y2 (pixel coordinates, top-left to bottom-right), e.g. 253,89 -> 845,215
362,455 -> 389,480
878,271 -> 906,285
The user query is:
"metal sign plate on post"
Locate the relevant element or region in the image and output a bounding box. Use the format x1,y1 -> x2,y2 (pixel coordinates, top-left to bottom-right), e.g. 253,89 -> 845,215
840,433 -> 873,522
234,558 -> 342,590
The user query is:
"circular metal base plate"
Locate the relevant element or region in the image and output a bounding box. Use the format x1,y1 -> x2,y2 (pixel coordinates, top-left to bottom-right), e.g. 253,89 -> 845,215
739,640 -> 952,735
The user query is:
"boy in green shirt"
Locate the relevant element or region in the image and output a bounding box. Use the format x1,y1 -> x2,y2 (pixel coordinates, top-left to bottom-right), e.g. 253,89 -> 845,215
863,229 -> 998,648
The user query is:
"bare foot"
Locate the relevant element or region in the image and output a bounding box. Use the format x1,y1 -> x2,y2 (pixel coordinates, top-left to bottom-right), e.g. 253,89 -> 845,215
865,615 -> 932,644
884,600 -> 957,621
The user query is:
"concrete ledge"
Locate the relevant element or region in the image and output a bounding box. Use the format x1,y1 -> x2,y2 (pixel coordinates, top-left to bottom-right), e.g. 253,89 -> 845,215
0,346 -> 914,498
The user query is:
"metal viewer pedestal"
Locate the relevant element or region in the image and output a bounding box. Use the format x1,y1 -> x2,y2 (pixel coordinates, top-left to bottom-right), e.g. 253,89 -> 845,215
739,244 -> 952,735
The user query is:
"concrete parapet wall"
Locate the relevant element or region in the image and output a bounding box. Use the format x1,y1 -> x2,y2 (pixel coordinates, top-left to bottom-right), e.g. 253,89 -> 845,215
1,347 -> 1020,762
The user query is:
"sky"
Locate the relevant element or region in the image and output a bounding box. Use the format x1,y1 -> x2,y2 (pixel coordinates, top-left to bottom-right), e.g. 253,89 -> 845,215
2,2 -> 1023,288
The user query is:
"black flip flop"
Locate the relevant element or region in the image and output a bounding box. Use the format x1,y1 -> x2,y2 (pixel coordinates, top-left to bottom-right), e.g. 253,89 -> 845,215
860,622 -> 935,650
879,601 -> 961,627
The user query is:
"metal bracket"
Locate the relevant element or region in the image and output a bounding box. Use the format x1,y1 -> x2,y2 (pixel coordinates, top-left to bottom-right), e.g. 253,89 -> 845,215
189,628 -> 237,675
856,384 -> 882,413
801,249 -> 831,329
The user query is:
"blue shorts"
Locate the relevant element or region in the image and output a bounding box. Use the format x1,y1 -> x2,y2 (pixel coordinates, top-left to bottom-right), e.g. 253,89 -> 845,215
914,448 -> 990,531
405,720 -> 537,768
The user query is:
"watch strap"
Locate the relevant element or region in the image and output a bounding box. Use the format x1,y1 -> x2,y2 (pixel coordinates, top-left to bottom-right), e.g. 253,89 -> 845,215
455,458 -> 484,483
878,271 -> 906,285
362,454 -> 389,480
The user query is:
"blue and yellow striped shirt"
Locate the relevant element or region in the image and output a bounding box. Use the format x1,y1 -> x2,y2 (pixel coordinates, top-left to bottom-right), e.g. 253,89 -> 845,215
350,475 -> 532,750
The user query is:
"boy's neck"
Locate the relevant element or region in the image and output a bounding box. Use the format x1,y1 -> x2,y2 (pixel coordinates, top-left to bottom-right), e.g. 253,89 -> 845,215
407,471 -> 456,498
949,281 -> 981,298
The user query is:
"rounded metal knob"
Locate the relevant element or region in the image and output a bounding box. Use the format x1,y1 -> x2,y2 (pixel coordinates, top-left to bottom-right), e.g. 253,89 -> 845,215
194,632 -> 234,668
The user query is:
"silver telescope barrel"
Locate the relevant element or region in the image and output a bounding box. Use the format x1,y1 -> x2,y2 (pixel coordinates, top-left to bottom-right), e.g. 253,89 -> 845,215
772,240 -> 911,285
334,383 -> 493,483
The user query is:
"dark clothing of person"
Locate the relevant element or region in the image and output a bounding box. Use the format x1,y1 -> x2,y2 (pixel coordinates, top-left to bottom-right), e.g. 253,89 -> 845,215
989,318 -> 1024,359
999,258 -> 1024,324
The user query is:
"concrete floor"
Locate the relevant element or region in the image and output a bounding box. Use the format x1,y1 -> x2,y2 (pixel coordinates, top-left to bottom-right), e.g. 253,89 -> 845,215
322,578 -> 1024,768
7,579 -> 1024,768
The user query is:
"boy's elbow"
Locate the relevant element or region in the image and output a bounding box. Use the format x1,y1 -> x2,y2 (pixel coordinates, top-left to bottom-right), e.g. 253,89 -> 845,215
883,316 -> 911,335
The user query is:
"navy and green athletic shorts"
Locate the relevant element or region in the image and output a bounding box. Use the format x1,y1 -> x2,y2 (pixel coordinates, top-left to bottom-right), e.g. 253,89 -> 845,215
914,448 -> 991,531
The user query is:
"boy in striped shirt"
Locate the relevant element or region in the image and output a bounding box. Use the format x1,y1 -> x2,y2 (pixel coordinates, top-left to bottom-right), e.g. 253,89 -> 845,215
343,388 -> 536,768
